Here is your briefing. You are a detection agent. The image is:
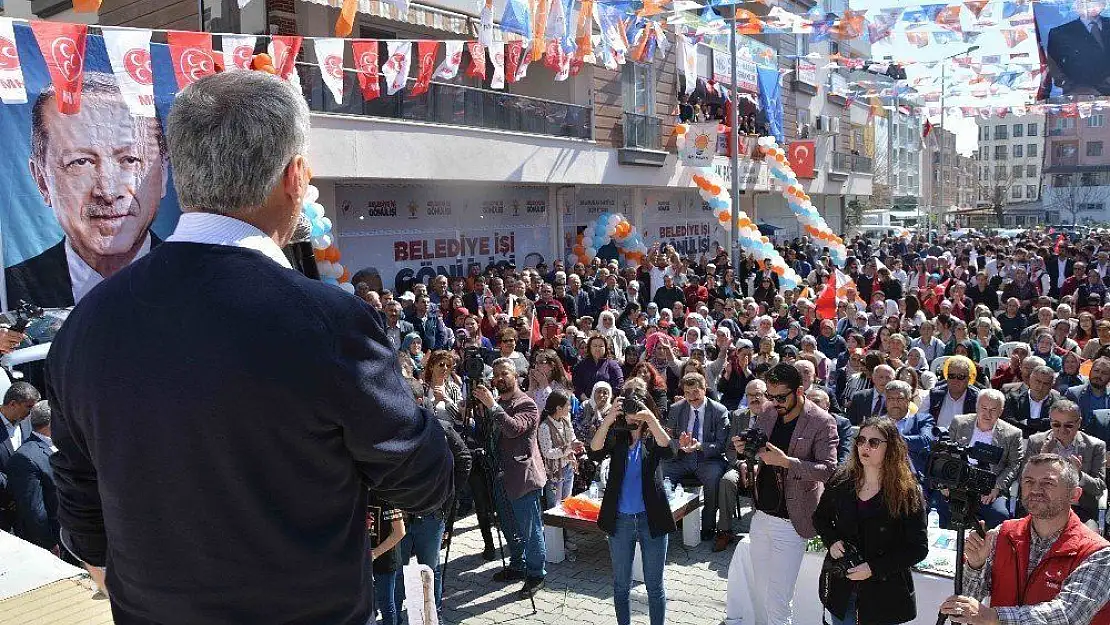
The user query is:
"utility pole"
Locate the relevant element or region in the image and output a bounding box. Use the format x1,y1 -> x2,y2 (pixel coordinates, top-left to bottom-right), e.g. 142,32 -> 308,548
937,45 -> 979,236
729,8 -> 741,273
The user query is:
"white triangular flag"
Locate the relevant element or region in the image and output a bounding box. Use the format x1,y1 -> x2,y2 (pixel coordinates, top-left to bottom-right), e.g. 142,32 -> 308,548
101,27 -> 154,117
221,34 -> 257,71
382,40 -> 412,95
490,42 -> 505,89
676,33 -> 696,95
479,3 -> 495,48
515,42 -> 533,81
434,40 -> 464,80
0,18 -> 28,105
555,50 -> 570,81
315,38 -> 346,103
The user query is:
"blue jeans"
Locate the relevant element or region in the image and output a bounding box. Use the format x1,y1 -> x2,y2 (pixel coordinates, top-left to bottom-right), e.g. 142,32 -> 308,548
930,490 -> 1010,530
373,569 -> 399,625
544,464 -> 574,509
608,512 -> 668,625
496,486 -> 547,579
393,514 -> 446,611
829,591 -> 857,625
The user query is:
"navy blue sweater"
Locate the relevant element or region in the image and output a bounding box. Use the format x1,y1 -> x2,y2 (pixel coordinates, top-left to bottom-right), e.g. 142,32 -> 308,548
47,243 -> 453,625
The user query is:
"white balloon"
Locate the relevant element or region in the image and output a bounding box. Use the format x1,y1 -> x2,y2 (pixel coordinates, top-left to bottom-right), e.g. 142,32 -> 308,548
305,185 -> 319,205
339,282 -> 356,294
313,234 -> 333,250
320,217 -> 333,232
317,260 -> 333,275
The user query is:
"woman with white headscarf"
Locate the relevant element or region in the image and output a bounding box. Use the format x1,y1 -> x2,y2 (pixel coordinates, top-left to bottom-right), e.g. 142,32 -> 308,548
575,381 -> 614,442
598,310 -> 631,356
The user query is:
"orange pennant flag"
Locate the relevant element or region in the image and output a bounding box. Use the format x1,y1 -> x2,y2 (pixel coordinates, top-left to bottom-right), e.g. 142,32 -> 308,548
575,0 -> 595,59
73,0 -> 101,11
531,0 -> 551,61
335,0 -> 358,37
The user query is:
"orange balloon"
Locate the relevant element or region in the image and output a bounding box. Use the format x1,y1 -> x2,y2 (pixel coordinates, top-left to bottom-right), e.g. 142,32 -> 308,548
718,212 -> 730,224
313,248 -> 327,261
772,266 -> 785,276
339,267 -> 351,282
325,246 -> 341,263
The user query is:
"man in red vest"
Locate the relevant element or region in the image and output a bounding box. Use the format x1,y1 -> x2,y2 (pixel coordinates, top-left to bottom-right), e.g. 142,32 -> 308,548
939,453 -> 1110,625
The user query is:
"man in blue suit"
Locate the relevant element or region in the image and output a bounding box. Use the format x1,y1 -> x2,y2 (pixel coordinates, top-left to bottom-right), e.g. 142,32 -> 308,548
9,401 -> 57,551
883,381 -> 935,479
665,373 -> 730,544
48,72 -> 454,625
1066,356 -> 1110,443
0,382 -> 40,533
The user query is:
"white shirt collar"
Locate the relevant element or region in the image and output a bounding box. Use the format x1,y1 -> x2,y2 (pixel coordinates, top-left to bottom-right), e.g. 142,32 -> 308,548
166,212 -> 292,269
66,234 -> 152,304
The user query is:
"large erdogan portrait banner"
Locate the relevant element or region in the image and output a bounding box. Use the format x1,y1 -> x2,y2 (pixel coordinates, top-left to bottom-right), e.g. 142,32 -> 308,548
0,23 -> 184,311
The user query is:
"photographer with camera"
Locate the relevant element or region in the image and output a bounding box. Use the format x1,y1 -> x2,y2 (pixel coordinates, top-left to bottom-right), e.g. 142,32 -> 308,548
937,390 -> 1024,529
714,378 -> 767,551
727,363 -> 838,625
473,359 -> 548,600
588,378 -> 673,625
939,454 -> 1110,625
813,417 -> 929,625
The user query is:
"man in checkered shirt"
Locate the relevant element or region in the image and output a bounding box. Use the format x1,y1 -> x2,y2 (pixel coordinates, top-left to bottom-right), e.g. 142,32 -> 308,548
939,453 -> 1110,625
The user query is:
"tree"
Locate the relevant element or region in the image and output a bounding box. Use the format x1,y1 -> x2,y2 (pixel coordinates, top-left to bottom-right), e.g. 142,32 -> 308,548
1044,172 -> 1110,225
845,199 -> 868,233
976,166 -> 1017,227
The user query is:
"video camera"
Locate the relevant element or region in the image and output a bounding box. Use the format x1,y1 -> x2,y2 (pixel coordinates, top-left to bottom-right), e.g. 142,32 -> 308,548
925,429 -> 1002,499
462,346 -> 487,382
737,427 -> 768,459
10,300 -> 44,333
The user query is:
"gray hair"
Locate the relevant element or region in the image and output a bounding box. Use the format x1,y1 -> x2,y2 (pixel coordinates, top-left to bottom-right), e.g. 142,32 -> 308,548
28,400 -> 50,430
1049,399 -> 1081,422
1024,453 -> 1080,491
884,380 -> 912,399
1025,356 -> 1046,369
977,388 -> 1005,408
1031,365 -> 1056,379
3,382 -> 41,405
167,71 -> 309,215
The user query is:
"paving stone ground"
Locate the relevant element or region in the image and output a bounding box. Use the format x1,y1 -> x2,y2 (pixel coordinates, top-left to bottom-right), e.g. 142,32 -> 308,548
435,501 -> 755,625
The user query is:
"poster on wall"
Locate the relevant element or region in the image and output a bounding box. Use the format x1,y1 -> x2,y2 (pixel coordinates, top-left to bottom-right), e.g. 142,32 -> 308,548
708,34 -> 775,93
563,187 -> 623,264
0,24 -> 182,311
641,190 -> 725,258
335,184 -> 552,293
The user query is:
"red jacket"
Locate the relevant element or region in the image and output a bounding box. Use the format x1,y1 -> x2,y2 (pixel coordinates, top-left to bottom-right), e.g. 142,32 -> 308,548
991,511 -> 1110,625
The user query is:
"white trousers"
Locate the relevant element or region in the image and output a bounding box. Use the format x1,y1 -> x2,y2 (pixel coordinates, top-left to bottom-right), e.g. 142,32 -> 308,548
746,511 -> 807,625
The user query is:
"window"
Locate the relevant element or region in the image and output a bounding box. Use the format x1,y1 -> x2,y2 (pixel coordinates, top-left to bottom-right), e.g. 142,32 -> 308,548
1028,143 -> 1038,157
1089,115 -> 1105,128
1053,173 -> 1074,187
1027,164 -> 1037,178
1081,172 -> 1103,186
1028,123 -> 1038,136
1053,117 -> 1076,130
1012,186 -> 1022,199
1014,124 -> 1024,138
1080,202 -> 1104,212
1055,143 -> 1079,159
1014,144 -> 1024,158
1088,141 -> 1104,157
1026,185 -> 1037,199
995,165 -> 1006,178
995,125 -> 1008,140
983,149 -> 990,161
1012,165 -> 1023,178
622,62 -> 654,115
995,145 -> 1008,159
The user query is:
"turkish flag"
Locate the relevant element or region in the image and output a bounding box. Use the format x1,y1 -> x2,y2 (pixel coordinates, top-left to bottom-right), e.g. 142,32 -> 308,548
166,31 -> 215,90
787,140 -> 816,179
411,40 -> 438,96
30,21 -> 87,114
351,40 -> 380,101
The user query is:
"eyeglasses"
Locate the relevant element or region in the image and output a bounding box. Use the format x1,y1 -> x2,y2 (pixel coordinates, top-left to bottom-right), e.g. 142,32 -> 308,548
765,391 -> 794,404
1050,421 -> 1079,430
947,374 -> 969,381
856,437 -> 888,449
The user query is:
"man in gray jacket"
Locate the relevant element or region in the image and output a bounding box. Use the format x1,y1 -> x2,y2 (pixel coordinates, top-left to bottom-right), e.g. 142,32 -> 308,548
1026,400 -> 1106,523
475,358 -> 548,599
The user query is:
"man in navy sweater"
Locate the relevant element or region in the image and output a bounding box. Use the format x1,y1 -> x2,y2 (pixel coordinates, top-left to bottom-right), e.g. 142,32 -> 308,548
47,71 -> 453,625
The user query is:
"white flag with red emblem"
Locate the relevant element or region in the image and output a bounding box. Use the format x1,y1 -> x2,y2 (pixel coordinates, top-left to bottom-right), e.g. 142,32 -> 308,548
382,41 -> 412,95
314,37 -> 346,103
221,35 -> 257,71
0,18 -> 28,104
433,41 -> 464,80
102,28 -> 154,117
489,42 -> 505,89
515,42 -> 533,82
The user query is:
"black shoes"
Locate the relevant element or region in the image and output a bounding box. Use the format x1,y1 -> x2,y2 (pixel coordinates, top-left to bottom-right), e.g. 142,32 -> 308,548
518,576 -> 545,600
482,546 -> 497,561
492,568 -> 525,583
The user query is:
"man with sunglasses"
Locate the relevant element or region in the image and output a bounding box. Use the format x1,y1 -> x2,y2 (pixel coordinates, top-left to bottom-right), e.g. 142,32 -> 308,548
919,356 -> 979,429
1026,400 -> 1106,523
727,364 -> 837,625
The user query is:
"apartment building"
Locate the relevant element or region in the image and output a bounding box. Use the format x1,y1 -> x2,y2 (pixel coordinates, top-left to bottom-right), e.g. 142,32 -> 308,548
1043,110 -> 1110,225
974,114 -> 1045,210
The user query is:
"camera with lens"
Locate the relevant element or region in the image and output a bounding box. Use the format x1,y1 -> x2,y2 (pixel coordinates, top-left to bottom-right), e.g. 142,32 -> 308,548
829,542 -> 866,578
737,427 -> 768,459
462,346 -> 486,381
11,300 -> 43,333
925,429 -> 1001,499
613,388 -> 648,432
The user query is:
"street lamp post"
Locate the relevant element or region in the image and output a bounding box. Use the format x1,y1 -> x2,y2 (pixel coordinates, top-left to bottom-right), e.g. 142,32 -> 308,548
937,45 -> 979,236
729,8 -> 741,273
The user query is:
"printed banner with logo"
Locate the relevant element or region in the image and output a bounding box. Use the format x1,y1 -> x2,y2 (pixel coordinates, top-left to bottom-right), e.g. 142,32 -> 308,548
0,24 -> 182,311
678,123 -> 719,167
334,184 -> 552,293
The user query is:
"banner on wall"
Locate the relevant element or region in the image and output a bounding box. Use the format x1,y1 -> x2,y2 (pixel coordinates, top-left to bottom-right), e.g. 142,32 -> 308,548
334,184 -> 552,292
709,34 -> 774,93
679,122 -> 719,167
0,23 -> 182,311
641,190 -> 725,257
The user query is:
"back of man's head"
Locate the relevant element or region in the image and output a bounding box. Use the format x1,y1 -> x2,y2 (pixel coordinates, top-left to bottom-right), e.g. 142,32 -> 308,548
28,400 -> 50,432
3,381 -> 41,406
167,71 -> 309,217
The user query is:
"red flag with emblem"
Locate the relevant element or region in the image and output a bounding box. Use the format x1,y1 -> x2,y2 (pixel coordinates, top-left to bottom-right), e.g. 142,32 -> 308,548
166,31 -> 215,90
411,40 -> 438,96
269,35 -> 302,80
351,40 -> 380,101
31,21 -> 88,114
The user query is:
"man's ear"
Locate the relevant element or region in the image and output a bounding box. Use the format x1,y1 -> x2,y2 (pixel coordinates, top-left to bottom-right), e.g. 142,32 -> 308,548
29,159 -> 51,207
283,154 -> 309,204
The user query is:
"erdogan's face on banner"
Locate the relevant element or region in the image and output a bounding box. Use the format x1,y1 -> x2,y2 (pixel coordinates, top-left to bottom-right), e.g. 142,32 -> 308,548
29,76 -> 167,275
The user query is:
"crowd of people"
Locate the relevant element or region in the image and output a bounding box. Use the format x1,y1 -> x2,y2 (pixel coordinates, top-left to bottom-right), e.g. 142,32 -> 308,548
348,228 -> 1110,624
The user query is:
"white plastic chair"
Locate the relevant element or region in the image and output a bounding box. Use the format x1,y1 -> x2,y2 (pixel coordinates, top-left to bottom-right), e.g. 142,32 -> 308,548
931,356 -> 951,376
980,356 -> 1009,383
998,342 -> 1024,357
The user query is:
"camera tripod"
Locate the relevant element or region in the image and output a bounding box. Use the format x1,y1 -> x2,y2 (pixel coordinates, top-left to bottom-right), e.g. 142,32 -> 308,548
441,384 -> 538,615
934,491 -> 986,625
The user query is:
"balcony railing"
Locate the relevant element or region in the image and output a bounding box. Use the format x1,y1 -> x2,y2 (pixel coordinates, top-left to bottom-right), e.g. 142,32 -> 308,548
623,112 -> 662,150
831,152 -> 853,172
1052,154 -> 1080,167
299,64 -> 592,140
849,154 -> 873,172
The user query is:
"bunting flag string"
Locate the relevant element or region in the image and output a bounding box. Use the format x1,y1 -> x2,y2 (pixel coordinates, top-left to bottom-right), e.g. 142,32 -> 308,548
102,27 -> 154,117
30,21 -> 88,114
0,18 -> 28,105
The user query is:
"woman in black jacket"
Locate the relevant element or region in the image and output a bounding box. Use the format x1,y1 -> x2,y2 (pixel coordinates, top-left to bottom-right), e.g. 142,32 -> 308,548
813,417 -> 929,625
588,378 -> 674,625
